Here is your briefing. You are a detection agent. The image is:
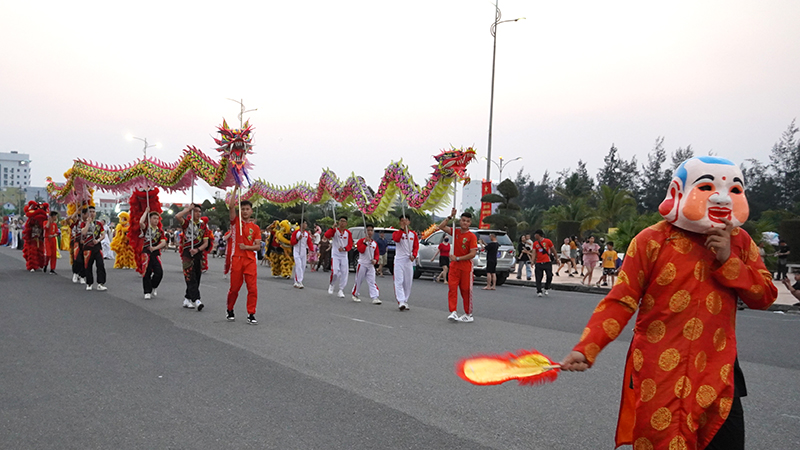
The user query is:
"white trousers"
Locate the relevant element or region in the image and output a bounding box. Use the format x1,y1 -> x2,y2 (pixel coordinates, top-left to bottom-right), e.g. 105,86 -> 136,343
329,256 -> 349,291
293,253 -> 307,283
352,262 -> 379,299
393,260 -> 413,303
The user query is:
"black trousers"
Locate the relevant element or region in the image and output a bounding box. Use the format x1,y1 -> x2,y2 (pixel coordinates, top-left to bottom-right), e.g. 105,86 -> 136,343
182,249 -> 203,301
143,251 -> 163,294
72,244 -> 85,277
534,262 -> 553,293
83,246 -> 106,285
706,396 -> 744,450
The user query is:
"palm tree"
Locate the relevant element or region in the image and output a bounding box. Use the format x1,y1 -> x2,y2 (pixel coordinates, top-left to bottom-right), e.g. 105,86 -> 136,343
543,197 -> 601,235
595,185 -> 636,230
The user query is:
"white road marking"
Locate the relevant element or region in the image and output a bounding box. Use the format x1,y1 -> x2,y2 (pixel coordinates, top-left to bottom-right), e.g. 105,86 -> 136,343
331,313 -> 393,329
781,414 -> 800,420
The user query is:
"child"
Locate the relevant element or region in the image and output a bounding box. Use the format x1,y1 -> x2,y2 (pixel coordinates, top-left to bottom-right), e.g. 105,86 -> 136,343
43,211 -> 61,274
226,188 -> 262,325
351,224 -> 381,304
139,209 -> 167,300
597,241 -> 617,287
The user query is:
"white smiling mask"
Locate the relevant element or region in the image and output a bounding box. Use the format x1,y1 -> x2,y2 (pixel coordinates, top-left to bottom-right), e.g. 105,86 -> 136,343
658,156 -> 749,234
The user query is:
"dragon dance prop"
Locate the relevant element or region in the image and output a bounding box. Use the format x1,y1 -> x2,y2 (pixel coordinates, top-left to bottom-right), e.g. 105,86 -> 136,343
456,349 -> 561,386
128,189 -> 163,274
234,147 -> 476,217
23,201 -> 49,271
46,120 -> 254,203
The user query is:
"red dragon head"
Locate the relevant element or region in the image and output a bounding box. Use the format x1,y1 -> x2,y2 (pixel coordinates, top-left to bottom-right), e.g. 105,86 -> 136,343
214,119 -> 253,169
433,147 -> 477,184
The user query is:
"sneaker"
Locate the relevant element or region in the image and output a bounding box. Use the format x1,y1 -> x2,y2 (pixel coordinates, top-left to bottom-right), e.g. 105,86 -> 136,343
72,274 -> 79,283
601,282 -> 608,287
371,298 -> 382,305
293,282 -> 299,288
526,278 -> 531,281
297,283 -> 304,289
96,284 -> 107,291
182,299 -> 193,308
86,285 -> 93,291
144,293 -> 151,300
49,270 -> 57,275
398,302 -> 409,311
555,272 -> 560,276
328,285 -> 334,295
247,314 -> 258,325
152,288 -> 157,297
568,273 -> 575,277
196,300 -> 204,311
447,311 -> 459,321
537,292 -> 543,297
79,277 -> 86,285
227,310 -> 235,321
544,289 -> 549,296
459,314 -> 474,323
352,295 -> 361,302
337,290 -> 345,298
30,269 -> 35,272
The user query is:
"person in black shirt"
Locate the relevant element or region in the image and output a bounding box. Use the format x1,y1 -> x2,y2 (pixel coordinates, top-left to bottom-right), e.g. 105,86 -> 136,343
775,240 -> 790,280
516,234 -> 532,280
483,233 -> 500,290
782,270 -> 800,306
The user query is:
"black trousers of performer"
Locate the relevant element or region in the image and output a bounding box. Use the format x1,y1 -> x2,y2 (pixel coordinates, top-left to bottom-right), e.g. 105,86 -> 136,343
143,251 -> 163,294
181,248 -> 203,301
534,261 -> 553,293
83,245 -> 106,286
72,244 -> 85,278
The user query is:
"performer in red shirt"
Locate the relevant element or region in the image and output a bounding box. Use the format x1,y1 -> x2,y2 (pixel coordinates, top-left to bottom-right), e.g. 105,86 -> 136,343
351,223 -> 381,304
531,229 -> 557,297
438,208 -> 478,323
291,221 -> 314,288
226,188 -> 262,325
43,211 -> 61,274
560,156 -> 777,450
392,215 -> 419,311
324,217 -> 353,298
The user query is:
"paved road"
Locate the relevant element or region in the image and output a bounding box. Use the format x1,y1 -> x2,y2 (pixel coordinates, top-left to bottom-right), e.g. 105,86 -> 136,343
1,247 -> 798,449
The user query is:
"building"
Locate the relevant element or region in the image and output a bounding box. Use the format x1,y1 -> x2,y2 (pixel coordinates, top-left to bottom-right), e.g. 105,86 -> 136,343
0,151 -> 32,189
460,180 -> 498,214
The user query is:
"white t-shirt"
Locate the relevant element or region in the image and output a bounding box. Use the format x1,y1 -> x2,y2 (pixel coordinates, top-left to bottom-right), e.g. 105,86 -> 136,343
561,244 -> 571,259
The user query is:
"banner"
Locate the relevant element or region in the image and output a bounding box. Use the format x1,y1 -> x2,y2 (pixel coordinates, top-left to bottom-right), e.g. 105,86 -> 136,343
479,180 -> 492,229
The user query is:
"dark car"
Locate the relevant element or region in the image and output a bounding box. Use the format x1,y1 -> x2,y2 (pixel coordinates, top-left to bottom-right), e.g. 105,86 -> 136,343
348,226 -> 398,274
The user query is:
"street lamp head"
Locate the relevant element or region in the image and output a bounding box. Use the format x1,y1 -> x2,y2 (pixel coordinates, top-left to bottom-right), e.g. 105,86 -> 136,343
155,142 -> 162,148
125,134 -> 134,141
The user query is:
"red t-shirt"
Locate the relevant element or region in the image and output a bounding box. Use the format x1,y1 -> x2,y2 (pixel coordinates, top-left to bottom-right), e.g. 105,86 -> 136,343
531,238 -> 554,263
452,229 -> 478,261
230,216 -> 261,261
438,242 -> 450,257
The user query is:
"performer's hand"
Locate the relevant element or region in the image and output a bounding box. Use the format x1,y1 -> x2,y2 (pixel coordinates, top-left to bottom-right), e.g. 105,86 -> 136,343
190,248 -> 198,256
705,217 -> 732,264
560,351 -> 589,372
239,243 -> 246,250
409,255 -> 414,262
449,254 -> 456,262
450,207 -> 457,218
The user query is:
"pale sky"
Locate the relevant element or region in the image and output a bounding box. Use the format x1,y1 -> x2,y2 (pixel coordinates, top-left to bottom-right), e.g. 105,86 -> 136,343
1,0 -> 798,205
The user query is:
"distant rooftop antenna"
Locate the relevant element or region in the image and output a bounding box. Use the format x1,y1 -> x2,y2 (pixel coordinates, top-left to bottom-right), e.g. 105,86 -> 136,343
226,98 -> 257,128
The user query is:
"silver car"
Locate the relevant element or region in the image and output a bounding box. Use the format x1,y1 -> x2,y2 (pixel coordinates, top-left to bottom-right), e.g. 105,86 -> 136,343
415,229 -> 516,285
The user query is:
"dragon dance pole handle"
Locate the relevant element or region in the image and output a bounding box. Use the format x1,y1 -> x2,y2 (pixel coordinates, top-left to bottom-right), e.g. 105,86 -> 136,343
452,180 -> 457,243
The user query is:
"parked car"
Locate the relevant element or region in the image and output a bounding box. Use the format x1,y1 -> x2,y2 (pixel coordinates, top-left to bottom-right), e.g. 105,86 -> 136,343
415,229 -> 515,285
348,226 -> 398,274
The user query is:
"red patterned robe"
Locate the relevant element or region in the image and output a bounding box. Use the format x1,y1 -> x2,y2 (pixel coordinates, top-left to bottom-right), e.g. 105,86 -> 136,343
572,221 -> 776,450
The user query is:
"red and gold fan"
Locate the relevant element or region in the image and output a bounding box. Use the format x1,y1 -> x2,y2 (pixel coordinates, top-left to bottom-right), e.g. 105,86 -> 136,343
456,349 -> 561,386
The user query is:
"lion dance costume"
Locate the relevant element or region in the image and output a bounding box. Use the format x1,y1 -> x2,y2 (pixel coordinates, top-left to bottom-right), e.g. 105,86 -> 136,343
571,156 -> 776,449
111,212 -> 137,269
23,201 -> 49,271
269,220 -> 294,278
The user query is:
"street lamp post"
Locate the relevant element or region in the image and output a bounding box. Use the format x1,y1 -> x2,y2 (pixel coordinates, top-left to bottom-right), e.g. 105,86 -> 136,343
485,1 -> 524,182
482,156 -> 522,183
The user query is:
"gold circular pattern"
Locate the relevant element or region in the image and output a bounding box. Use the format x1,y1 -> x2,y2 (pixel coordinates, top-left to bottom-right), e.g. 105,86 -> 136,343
633,348 -> 644,371
674,375 -> 692,399
647,320 -> 666,343
720,364 -> 732,385
698,412 -> 708,428
669,435 -> 688,450
706,292 -> 722,315
649,221 -> 668,232
627,238 -> 637,257
694,260 -> 709,282
603,318 -> 621,339
647,240 -> 661,262
747,284 -> 764,298
585,343 -> 600,363
669,290 -> 691,313
650,407 -> 672,431
695,351 -> 707,372
731,227 -> 740,236
722,259 -> 740,280
640,378 -> 657,402
656,263 -> 677,285
641,294 -> 655,313
749,240 -> 759,261
594,302 -> 607,313
719,397 -> 733,420
633,437 -> 654,450
696,384 -> 718,408
616,270 -> 630,286
620,295 -> 638,312
638,270 -> 645,289
682,318 -> 704,341
672,236 -> 693,254
687,414 -> 697,432
659,348 -> 681,371
580,327 -> 591,342
713,328 -> 727,352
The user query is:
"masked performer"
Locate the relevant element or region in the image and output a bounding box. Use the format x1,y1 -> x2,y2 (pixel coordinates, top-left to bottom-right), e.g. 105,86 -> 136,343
111,212 -> 137,269
23,201 -> 48,272
561,156 -> 777,450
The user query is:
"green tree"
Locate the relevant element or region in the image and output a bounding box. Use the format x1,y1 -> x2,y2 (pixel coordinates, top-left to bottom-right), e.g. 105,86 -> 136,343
542,197 -> 600,236
637,137 -> 671,212
555,160 -> 594,202
768,119 -> 800,209
608,212 -> 662,253
670,146 -> 694,171
597,144 -> 638,193
595,185 -> 636,230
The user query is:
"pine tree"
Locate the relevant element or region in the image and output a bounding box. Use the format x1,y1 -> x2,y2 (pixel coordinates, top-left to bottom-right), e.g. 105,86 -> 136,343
670,146 -> 694,171
638,137 -> 672,212
597,145 -> 638,193
768,119 -> 800,209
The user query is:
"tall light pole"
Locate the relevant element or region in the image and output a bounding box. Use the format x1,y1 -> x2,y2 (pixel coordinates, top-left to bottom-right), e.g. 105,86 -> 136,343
482,156 -> 522,183
486,1 -> 524,182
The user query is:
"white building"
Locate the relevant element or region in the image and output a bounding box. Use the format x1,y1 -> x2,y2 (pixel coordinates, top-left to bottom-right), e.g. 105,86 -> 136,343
0,151 -> 32,189
460,180 -> 498,214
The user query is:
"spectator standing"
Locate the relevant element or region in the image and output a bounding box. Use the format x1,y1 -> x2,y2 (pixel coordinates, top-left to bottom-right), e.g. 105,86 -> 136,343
596,241 -> 617,287
515,234 -> 532,280
531,230 -> 556,297
581,236 -> 601,285
555,237 -> 573,277
569,236 -> 580,275
483,233 -> 500,290
431,236 -> 451,283
374,230 -> 389,277
775,239 -> 790,280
